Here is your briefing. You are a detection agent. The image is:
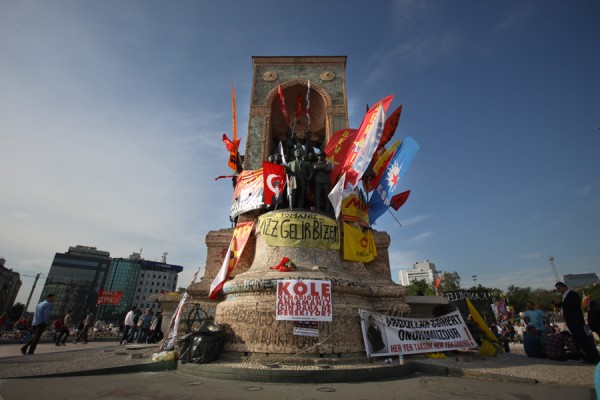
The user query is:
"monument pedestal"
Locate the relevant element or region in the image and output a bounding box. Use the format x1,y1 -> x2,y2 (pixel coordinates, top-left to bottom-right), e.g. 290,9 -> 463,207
189,210 -> 409,356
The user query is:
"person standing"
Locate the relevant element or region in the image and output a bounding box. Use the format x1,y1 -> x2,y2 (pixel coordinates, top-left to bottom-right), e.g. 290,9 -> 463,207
74,308 -> 94,344
20,293 -> 55,355
524,301 -> 547,343
587,300 -> 600,339
137,308 -> 153,344
120,306 -> 137,345
149,311 -> 163,344
553,281 -> 600,364
56,309 -> 74,346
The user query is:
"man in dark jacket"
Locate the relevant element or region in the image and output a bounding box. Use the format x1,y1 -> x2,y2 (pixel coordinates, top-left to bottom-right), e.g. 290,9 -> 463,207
553,282 -> 599,364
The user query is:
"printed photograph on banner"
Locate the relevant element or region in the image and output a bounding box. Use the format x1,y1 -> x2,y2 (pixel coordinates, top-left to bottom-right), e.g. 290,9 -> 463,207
361,313 -> 389,354
276,279 -> 332,322
358,309 -> 478,358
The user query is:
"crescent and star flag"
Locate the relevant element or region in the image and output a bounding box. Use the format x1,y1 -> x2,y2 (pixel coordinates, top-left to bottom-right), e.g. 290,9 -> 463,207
366,139 -> 401,192
368,136 -> 420,225
262,161 -> 286,206
277,80 -> 291,126
208,221 -> 255,300
341,95 -> 394,192
390,190 -> 411,211
306,80 -> 311,127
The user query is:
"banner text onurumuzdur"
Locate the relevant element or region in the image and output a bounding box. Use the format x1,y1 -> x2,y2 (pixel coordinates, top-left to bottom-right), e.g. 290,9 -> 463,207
258,212 -> 340,249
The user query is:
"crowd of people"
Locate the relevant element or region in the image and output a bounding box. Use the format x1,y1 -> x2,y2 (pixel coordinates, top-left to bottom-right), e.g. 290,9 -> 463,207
485,282 -> 600,364
8,294 -> 165,355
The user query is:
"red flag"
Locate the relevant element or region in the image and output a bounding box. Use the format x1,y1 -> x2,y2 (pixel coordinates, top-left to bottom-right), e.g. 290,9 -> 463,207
341,95 -> 394,190
222,133 -> 240,171
324,128 -> 359,185
295,94 -> 302,119
277,80 -> 290,126
390,190 -> 411,211
232,83 -> 238,144
434,275 -> 442,288
376,105 -> 402,153
306,80 -> 311,127
209,221 -> 254,300
262,162 -> 286,206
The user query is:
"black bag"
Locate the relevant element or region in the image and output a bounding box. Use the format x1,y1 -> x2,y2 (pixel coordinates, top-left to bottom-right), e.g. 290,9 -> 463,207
178,320 -> 225,364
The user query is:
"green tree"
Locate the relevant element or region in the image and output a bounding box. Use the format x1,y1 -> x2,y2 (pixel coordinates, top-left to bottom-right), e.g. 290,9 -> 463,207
506,285 -> 532,313
405,279 -> 435,296
438,271 -> 461,291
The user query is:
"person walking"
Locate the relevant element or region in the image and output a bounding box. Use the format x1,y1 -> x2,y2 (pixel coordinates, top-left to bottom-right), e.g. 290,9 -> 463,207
20,293 -> 55,355
553,281 -> 600,364
55,309 -> 74,346
137,308 -> 153,344
120,306 -> 137,345
74,308 -> 94,344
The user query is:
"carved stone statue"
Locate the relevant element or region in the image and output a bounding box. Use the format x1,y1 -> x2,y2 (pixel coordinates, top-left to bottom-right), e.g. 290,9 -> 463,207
286,148 -> 311,209
312,152 -> 333,213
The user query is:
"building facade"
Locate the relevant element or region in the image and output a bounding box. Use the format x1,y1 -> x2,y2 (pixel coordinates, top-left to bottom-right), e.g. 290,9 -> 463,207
398,260 -> 439,286
39,245 -> 112,320
134,260 -> 183,313
563,273 -> 599,288
0,258 -> 22,314
95,256 -> 141,323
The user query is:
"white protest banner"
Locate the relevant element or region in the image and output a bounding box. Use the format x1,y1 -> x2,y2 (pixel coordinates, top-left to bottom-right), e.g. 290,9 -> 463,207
358,309 -> 477,358
276,279 -> 332,322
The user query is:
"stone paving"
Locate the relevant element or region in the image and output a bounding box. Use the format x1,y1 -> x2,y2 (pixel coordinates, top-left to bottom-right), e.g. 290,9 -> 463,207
0,340 -> 596,390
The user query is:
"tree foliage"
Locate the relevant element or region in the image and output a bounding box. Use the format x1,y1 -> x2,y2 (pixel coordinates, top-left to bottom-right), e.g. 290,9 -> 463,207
405,279 -> 435,296
438,271 -> 461,291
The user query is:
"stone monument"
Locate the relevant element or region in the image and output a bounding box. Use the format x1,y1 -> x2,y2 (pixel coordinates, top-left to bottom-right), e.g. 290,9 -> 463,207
186,56 -> 410,357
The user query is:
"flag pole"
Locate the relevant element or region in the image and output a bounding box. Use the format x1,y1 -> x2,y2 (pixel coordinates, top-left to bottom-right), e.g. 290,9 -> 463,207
386,209 -> 403,228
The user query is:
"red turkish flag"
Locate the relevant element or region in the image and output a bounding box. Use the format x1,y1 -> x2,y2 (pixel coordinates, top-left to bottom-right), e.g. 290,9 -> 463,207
262,162 -> 286,206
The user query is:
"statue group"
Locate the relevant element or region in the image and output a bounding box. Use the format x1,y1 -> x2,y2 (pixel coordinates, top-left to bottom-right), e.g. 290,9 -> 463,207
268,132 -> 333,214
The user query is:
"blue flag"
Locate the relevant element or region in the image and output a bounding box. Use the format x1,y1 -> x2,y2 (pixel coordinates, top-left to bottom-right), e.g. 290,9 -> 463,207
368,136 -> 419,225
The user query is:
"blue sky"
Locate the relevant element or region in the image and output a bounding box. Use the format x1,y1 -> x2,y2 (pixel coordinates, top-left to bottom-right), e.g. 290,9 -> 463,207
1,0 -> 599,308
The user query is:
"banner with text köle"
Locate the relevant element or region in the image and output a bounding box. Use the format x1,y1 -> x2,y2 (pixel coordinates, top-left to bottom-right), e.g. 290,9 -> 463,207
96,289 -> 123,305
276,279 -> 332,322
358,309 -> 477,358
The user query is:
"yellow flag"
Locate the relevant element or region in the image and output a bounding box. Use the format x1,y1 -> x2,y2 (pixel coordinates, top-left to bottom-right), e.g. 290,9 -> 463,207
466,298 -> 502,357
342,223 -> 377,262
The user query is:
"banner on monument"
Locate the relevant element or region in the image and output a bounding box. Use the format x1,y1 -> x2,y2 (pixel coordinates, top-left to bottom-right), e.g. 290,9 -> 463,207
358,309 -> 477,358
341,193 -> 370,227
258,212 -> 340,250
230,169 -> 265,219
276,279 -> 332,322
293,321 -> 319,337
208,221 -> 255,300
96,289 -> 123,305
342,223 -> 377,263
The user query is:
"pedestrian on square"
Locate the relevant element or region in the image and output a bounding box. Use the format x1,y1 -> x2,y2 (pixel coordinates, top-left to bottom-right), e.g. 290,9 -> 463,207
523,326 -> 547,358
55,309 -> 73,346
149,311 -> 164,344
137,308 -> 153,344
74,308 -> 94,344
545,331 -> 582,361
553,282 -> 600,364
20,293 -> 54,355
587,300 -> 600,339
524,301 -> 547,343
120,306 -> 137,345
